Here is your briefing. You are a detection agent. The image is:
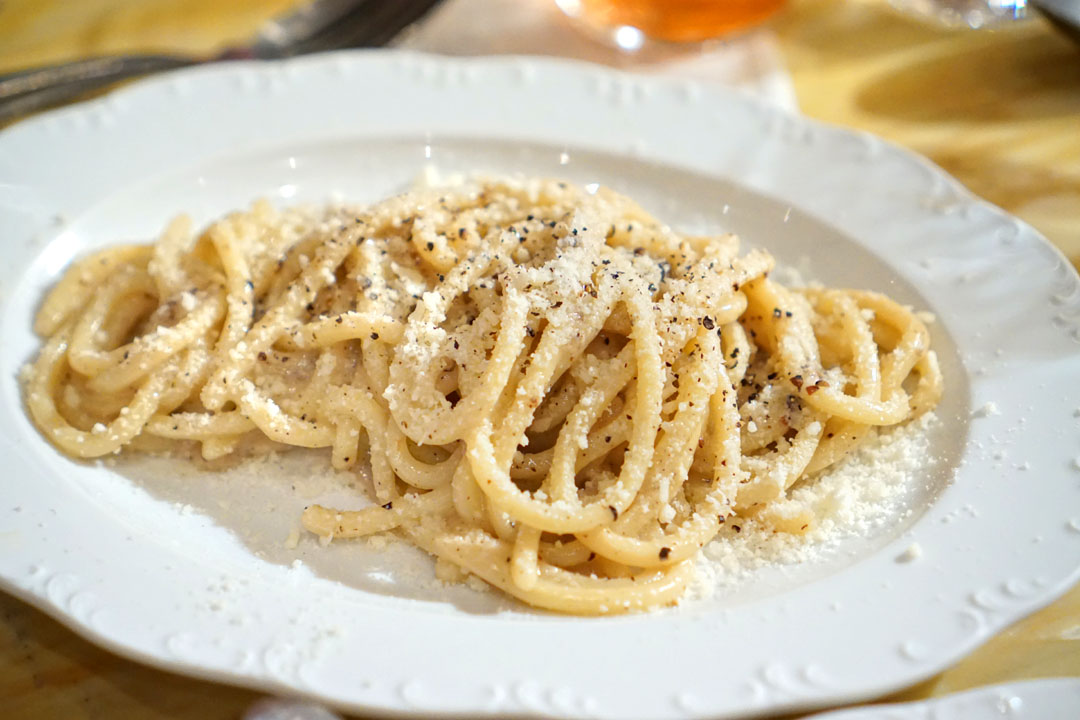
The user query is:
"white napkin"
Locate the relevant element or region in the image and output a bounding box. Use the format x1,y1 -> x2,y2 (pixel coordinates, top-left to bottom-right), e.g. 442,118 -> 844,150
394,0 -> 799,112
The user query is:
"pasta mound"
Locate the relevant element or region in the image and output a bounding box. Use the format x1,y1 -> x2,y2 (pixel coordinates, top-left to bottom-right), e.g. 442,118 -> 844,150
25,178 -> 941,614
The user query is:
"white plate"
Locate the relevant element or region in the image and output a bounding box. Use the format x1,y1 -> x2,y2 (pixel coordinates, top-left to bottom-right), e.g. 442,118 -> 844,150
807,678 -> 1080,719
1,51 -> 1079,720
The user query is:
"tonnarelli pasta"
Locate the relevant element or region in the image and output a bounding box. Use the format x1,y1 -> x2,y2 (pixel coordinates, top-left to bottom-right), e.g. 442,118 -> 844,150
25,178 -> 941,614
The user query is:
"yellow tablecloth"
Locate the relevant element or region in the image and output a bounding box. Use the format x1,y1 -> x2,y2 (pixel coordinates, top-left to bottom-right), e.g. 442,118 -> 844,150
1,0 -> 1077,717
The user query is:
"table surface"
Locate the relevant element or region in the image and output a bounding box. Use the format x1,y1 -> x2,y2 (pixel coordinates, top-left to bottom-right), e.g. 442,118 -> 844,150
1,0 -> 1078,717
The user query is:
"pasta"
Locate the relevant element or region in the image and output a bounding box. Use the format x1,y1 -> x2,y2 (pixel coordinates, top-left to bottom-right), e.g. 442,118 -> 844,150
24,177 -> 942,614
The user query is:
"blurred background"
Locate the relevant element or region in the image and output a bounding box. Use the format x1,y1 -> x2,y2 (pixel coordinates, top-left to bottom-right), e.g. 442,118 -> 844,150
1,0 -> 1076,268
1,0 -> 1078,717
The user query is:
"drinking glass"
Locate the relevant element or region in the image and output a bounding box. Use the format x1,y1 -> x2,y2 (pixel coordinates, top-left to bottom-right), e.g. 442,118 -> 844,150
554,0 -> 787,48
889,0 -> 1029,28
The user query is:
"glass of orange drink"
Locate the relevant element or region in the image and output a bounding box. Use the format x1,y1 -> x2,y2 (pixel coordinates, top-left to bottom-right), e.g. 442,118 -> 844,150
554,0 -> 787,46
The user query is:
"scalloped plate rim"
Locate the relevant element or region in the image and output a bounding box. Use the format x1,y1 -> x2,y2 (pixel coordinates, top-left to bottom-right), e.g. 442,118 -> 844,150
1,50 -> 1078,720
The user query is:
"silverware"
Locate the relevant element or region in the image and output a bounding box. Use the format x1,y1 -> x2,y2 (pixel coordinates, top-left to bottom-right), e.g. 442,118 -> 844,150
0,0 -> 442,123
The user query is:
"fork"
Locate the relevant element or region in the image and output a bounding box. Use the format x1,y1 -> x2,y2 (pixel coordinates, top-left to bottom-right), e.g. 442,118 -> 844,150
0,0 -> 443,123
